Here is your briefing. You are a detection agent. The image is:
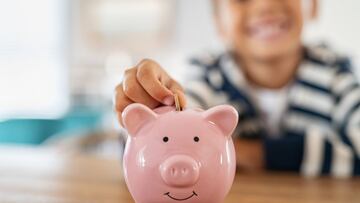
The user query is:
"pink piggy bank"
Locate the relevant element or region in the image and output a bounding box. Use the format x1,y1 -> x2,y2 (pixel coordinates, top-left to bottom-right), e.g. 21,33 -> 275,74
122,103 -> 238,203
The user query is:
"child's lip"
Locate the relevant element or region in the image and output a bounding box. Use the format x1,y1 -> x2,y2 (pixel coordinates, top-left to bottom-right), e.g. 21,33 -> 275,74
246,17 -> 291,41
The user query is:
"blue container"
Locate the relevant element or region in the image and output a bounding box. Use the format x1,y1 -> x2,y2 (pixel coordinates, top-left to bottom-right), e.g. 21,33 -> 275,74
0,106 -> 104,145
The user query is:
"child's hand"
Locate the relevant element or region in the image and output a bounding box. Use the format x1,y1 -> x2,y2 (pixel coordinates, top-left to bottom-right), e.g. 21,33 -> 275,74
114,59 -> 186,126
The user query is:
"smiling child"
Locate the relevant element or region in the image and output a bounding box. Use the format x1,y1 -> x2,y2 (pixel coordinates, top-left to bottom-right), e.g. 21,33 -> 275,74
115,0 -> 360,177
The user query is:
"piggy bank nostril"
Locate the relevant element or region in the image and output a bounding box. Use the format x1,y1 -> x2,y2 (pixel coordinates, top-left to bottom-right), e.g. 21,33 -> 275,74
171,168 -> 177,176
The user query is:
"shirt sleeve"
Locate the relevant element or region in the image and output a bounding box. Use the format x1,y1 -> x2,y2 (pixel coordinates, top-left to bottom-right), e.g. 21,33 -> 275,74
182,62 -> 215,109
325,67 -> 360,177
264,67 -> 360,177
183,58 -> 231,109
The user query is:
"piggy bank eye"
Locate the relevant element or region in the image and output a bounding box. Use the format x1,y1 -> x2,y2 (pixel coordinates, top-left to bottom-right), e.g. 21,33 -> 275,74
163,136 -> 169,143
194,136 -> 200,142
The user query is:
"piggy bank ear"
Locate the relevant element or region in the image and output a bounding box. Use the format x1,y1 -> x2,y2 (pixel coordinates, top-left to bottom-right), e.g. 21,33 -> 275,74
203,105 -> 238,137
122,103 -> 158,136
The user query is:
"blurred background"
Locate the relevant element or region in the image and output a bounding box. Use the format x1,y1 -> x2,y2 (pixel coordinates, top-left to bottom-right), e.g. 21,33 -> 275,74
0,0 -> 359,159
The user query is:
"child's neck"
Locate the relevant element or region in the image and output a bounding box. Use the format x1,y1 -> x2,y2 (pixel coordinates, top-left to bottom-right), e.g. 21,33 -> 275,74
234,47 -> 304,89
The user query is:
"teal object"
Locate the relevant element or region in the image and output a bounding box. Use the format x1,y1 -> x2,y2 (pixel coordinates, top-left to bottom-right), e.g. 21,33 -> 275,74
58,106 -> 104,135
0,119 -> 58,144
0,106 -> 104,145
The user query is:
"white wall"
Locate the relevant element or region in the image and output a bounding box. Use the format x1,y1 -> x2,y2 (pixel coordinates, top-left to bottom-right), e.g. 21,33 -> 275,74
0,0 -> 69,119
305,0 -> 360,57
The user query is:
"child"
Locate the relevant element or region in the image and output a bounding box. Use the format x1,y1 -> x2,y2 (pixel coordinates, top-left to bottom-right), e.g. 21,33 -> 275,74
114,0 -> 360,177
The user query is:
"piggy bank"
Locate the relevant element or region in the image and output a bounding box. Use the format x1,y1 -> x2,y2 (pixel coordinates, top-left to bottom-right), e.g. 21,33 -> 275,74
122,103 -> 238,203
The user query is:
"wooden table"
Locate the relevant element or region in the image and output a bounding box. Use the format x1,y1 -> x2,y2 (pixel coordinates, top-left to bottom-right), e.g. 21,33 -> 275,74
0,146 -> 359,203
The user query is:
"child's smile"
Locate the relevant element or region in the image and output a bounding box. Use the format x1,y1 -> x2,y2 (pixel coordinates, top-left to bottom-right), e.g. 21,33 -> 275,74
247,15 -> 291,42
215,0 -> 309,61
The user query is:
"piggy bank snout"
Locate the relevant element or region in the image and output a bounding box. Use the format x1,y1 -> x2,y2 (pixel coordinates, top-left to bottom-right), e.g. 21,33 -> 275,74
160,155 -> 200,187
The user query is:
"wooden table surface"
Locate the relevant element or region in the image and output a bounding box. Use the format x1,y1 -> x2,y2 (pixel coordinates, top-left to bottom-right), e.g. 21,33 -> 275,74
0,146 -> 359,203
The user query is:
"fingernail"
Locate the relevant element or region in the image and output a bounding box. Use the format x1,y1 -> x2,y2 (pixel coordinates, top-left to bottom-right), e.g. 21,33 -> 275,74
163,96 -> 174,106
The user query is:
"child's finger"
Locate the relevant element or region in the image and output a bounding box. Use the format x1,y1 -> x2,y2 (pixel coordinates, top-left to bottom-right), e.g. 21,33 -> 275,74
114,83 -> 134,114
136,60 -> 174,105
114,83 -> 134,127
123,68 -> 160,108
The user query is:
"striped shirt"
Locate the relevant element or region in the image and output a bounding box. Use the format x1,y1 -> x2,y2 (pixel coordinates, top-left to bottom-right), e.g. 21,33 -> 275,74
184,45 -> 360,177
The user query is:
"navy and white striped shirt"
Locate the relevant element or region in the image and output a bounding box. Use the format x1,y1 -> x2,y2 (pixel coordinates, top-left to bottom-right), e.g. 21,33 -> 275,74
184,45 -> 360,177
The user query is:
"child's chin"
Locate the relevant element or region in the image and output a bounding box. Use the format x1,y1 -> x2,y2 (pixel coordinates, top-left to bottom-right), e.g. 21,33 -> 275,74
247,45 -> 295,60
247,40 -> 299,59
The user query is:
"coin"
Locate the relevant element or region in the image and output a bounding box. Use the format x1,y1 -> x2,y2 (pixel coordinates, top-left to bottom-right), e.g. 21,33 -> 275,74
174,94 -> 182,111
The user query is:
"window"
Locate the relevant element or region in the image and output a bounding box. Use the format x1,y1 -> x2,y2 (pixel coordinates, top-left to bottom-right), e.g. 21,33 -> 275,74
0,0 -> 69,119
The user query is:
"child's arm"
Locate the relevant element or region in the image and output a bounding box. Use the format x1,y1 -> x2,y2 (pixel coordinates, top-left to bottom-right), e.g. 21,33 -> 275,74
114,59 -> 186,125
264,66 -> 360,177
325,67 -> 360,176
302,66 -> 360,177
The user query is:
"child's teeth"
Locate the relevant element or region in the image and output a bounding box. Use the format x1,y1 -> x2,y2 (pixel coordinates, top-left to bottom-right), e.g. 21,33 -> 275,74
252,23 -> 284,39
